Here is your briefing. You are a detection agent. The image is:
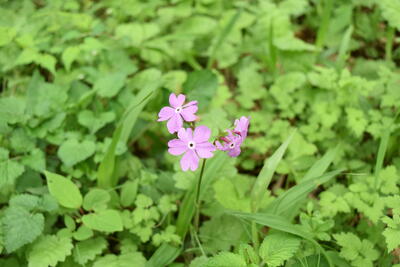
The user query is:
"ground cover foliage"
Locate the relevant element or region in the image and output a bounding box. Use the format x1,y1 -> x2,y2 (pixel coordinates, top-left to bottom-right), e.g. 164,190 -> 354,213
0,0 -> 400,266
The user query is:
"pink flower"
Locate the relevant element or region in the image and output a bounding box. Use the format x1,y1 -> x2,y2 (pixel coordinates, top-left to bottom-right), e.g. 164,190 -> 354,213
215,131 -> 243,157
168,126 -> 215,171
234,116 -> 250,139
158,93 -> 198,134
216,116 -> 250,157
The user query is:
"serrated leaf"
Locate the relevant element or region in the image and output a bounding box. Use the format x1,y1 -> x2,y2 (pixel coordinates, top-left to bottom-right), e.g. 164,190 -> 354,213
73,237 -> 107,265
382,228 -> 400,252
45,171 -> 82,209
93,252 -> 146,267
204,252 -> 246,267
57,139 -> 96,167
28,235 -> 73,267
82,209 -> 123,232
259,232 -> 301,267
379,0 -> 400,30
83,188 -> 111,211
2,206 -> 44,253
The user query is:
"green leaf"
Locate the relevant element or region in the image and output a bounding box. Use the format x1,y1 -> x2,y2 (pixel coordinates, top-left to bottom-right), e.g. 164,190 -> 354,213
259,232 -> 301,267
58,139 -> 96,167
82,209 -> 123,232
145,244 -> 181,267
94,252 -> 146,267
0,159 -> 25,189
62,46 -> 80,71
379,0 -> 400,31
204,252 -> 246,267
251,131 -> 295,212
382,228 -> 400,252
0,26 -> 16,46
78,110 -> 116,134
302,146 -> 339,182
28,235 -> 73,267
184,70 -> 218,110
333,232 -> 379,266
45,171 -> 82,209
73,237 -> 108,265
2,206 -> 44,253
94,73 -> 126,98
268,169 -> 343,216
120,180 -> 139,207
73,225 -> 93,241
230,211 -> 333,267
83,188 -> 111,211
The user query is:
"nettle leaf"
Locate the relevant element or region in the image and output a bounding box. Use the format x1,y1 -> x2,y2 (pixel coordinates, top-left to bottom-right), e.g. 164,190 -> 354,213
93,252 -> 146,267
73,237 -> 108,265
58,139 -> 96,167
28,235 -> 73,267
94,73 -> 126,98
204,252 -> 247,267
83,188 -> 111,211
259,232 -> 301,267
2,206 -> 44,253
45,171 -> 82,209
9,194 -> 40,211
82,209 -> 123,232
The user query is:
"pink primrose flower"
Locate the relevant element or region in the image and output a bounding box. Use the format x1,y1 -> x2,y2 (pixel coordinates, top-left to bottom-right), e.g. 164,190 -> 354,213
168,126 -> 215,171
216,116 -> 250,157
158,93 -> 198,134
234,116 -> 250,139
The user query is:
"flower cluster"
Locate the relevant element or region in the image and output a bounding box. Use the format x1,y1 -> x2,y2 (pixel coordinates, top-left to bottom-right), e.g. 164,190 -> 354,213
158,93 -> 249,171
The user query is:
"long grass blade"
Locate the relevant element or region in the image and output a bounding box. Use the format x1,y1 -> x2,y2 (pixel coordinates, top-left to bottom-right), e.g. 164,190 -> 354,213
268,169 -> 344,216
145,243 -> 181,267
302,145 -> 339,182
230,211 -> 333,267
250,131 -> 295,212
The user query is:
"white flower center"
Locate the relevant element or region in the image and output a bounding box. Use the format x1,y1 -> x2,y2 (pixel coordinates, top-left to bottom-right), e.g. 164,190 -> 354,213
188,141 -> 196,149
229,142 -> 235,149
175,106 -> 183,113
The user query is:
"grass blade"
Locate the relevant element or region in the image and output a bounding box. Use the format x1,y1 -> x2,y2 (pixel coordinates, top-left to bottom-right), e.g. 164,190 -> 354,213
145,243 -> 181,267
97,89 -> 156,188
230,211 -> 333,267
267,169 -> 343,216
250,131 -> 295,212
302,145 -> 339,182
336,25 -> 353,70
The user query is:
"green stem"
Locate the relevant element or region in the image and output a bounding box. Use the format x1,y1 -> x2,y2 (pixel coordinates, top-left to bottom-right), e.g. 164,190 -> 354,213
385,26 -> 395,62
251,222 -> 259,251
194,159 -> 207,231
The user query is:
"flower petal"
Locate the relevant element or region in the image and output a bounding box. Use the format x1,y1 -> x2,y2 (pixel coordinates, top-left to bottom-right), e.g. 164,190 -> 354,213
234,116 -> 250,139
180,150 -> 199,171
183,100 -> 198,108
167,114 -> 183,134
158,106 -> 175,121
228,146 -> 241,157
168,139 -> 187,155
196,142 -> 215,158
215,141 -> 228,151
169,93 -> 186,108
181,105 -> 198,122
193,125 -> 211,143
178,128 -> 193,142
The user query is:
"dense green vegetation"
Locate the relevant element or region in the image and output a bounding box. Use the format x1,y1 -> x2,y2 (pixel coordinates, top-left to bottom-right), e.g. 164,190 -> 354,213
0,0 -> 400,266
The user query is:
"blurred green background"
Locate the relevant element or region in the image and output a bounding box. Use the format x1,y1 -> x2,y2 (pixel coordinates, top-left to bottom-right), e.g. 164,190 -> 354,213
0,0 -> 400,266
